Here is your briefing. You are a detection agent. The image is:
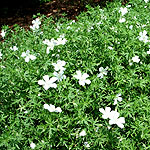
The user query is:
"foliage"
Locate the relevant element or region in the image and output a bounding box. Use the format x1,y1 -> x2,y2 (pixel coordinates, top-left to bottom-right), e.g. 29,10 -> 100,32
0,0 -> 150,149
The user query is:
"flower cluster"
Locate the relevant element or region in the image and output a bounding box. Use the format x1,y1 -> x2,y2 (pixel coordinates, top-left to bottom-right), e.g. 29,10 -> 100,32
99,107 -> 125,128
43,35 -> 67,54
44,104 -> 62,113
52,60 -> 66,81
119,7 -> 128,23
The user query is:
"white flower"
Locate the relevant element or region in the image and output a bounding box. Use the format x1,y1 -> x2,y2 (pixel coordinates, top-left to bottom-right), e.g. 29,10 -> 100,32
53,71 -> 66,81
0,52 -> 2,59
52,60 -> 66,71
43,39 -> 56,54
144,0 -> 149,3
119,7 -> 128,16
126,5 -> 131,8
56,37 -> 67,45
38,75 -> 57,90
108,46 -> 113,50
47,104 -> 56,112
129,25 -> 133,30
109,111 -> 125,128
84,142 -> 90,148
114,93 -> 122,105
10,46 -> 18,51
119,18 -> 126,23
24,110 -> 28,114
99,107 -> 112,119
142,24 -> 146,28
30,18 -> 41,30
21,50 -> 36,62
139,30 -> 149,43
74,70 -> 91,86
132,55 -> 140,63
147,50 -> 150,54
30,142 -> 36,149
0,30 -> 6,38
97,66 -> 108,79
44,104 -> 51,110
43,36 -> 67,54
79,130 -> 86,136
55,107 -> 62,113
44,104 -> 62,113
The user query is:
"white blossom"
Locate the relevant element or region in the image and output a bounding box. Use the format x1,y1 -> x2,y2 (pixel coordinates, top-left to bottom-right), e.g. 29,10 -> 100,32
74,70 -> 91,86
79,130 -> 86,136
84,142 -> 90,148
144,0 -> 149,3
119,18 -> 126,23
24,110 -> 28,114
0,30 -> 6,38
43,39 -> 56,54
44,104 -> 62,113
147,50 -> 150,54
108,46 -> 113,50
10,46 -> 18,51
30,18 -> 41,30
129,25 -> 133,30
119,7 -> 128,16
126,5 -> 131,8
30,142 -> 36,149
97,67 -> 108,79
0,52 -> 2,59
56,37 -> 67,45
132,55 -> 140,63
53,71 -> 66,81
99,107 -> 125,128
109,111 -> 125,128
38,75 -> 57,90
21,50 -> 36,62
43,36 -> 67,54
52,60 -> 66,71
55,107 -> 62,113
99,107 -> 112,119
139,30 -> 149,43
114,93 -> 123,105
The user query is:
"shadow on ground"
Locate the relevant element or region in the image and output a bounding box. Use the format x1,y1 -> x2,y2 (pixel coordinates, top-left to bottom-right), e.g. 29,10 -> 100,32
0,0 -> 128,31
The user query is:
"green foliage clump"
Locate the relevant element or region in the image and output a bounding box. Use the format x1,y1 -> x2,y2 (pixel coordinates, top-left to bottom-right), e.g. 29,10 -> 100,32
0,0 -> 150,149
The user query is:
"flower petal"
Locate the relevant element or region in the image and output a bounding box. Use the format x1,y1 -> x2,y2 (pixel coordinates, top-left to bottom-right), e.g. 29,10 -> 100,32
25,56 -> 30,62
43,75 -> 49,82
21,52 -> 26,57
82,73 -> 89,79
85,79 -> 91,85
38,80 -> 45,85
50,77 -> 57,83
30,55 -> 36,60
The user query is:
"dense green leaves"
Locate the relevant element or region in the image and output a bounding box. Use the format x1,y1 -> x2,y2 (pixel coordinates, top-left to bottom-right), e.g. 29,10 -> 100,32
0,0 -> 150,149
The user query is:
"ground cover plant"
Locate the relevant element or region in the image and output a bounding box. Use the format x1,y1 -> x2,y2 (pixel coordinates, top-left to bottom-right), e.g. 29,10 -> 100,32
0,0 -> 150,149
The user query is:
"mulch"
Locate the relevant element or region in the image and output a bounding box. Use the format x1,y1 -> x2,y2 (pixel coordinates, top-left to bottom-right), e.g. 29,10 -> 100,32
0,0 -> 128,31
